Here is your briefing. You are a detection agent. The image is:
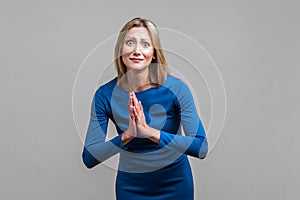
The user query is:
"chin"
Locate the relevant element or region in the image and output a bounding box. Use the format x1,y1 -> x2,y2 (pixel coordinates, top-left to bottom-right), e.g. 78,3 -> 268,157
126,64 -> 150,71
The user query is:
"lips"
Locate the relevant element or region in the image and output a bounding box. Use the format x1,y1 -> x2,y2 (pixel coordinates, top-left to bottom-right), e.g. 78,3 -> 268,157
130,58 -> 144,61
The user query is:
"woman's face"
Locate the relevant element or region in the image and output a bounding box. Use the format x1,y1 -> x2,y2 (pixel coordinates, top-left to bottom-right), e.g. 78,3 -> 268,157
121,27 -> 154,72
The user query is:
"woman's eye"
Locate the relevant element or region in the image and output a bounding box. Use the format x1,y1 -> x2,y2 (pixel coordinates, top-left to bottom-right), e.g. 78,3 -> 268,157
126,40 -> 134,46
143,42 -> 150,48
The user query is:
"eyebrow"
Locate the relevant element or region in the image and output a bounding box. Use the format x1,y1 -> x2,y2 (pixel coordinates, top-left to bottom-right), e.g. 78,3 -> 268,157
124,36 -> 151,41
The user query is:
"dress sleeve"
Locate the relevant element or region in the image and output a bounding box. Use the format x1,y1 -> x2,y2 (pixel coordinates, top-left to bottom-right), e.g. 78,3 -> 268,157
82,88 -> 126,169
158,80 -> 208,159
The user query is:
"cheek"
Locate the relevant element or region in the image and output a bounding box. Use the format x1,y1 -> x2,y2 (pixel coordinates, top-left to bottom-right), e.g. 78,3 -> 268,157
144,49 -> 154,58
121,54 -> 129,66
121,46 -> 130,56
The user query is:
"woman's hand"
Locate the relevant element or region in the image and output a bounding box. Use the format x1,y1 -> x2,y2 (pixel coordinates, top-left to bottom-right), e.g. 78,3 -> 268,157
130,92 -> 147,128
130,92 -> 160,143
121,93 -> 137,145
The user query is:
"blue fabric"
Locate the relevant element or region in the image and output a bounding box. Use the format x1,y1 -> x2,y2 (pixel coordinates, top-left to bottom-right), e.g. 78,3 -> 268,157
82,75 -> 208,199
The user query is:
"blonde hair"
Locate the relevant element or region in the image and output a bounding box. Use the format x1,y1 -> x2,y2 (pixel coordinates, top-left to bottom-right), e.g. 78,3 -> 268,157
114,17 -> 169,86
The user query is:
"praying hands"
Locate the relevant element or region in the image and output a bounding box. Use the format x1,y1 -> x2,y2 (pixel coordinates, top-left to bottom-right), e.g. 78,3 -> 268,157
122,92 -> 160,145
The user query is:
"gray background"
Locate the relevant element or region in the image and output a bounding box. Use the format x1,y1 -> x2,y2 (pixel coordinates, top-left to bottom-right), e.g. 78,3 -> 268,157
1,0 -> 299,199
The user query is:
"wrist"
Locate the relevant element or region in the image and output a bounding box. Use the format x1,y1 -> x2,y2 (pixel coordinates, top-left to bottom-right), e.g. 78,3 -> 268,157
122,131 -> 134,145
141,125 -> 160,143
149,128 -> 160,143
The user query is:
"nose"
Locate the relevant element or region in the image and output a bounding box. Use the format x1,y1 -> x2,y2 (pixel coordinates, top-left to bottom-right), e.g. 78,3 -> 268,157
133,51 -> 141,56
133,43 -> 142,55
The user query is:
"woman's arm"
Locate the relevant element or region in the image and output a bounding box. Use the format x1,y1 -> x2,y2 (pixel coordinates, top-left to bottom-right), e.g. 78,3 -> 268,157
159,80 -> 208,159
82,88 -> 128,169
158,122 -> 208,159
131,81 -> 208,159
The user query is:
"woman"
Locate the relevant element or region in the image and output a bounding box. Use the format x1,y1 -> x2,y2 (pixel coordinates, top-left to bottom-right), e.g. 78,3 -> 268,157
82,17 -> 208,200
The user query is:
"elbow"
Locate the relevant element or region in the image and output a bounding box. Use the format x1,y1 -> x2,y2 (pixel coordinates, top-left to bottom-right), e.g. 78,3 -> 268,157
82,159 -> 95,169
82,156 -> 96,169
198,139 -> 208,159
82,147 -> 101,169
199,152 -> 208,160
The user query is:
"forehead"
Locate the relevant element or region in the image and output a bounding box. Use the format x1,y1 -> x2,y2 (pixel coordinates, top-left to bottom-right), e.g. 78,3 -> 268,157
125,27 -> 151,40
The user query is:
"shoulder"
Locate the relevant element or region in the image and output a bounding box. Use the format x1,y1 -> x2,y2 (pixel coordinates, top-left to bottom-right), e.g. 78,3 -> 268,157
95,77 -> 118,97
163,75 -> 195,106
164,75 -> 190,92
92,78 -> 117,112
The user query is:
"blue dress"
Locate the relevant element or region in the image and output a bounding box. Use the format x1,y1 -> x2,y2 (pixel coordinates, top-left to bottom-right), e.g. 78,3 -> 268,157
82,75 -> 208,200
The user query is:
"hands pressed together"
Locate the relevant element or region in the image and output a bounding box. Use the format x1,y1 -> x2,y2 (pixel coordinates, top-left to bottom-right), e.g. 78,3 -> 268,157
122,92 -> 160,145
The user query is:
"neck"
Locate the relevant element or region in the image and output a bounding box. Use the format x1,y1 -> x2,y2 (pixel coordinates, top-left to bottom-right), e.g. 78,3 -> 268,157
121,68 -> 151,92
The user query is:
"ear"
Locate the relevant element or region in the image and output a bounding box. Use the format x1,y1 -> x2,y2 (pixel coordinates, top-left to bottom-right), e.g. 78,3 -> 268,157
152,56 -> 156,60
